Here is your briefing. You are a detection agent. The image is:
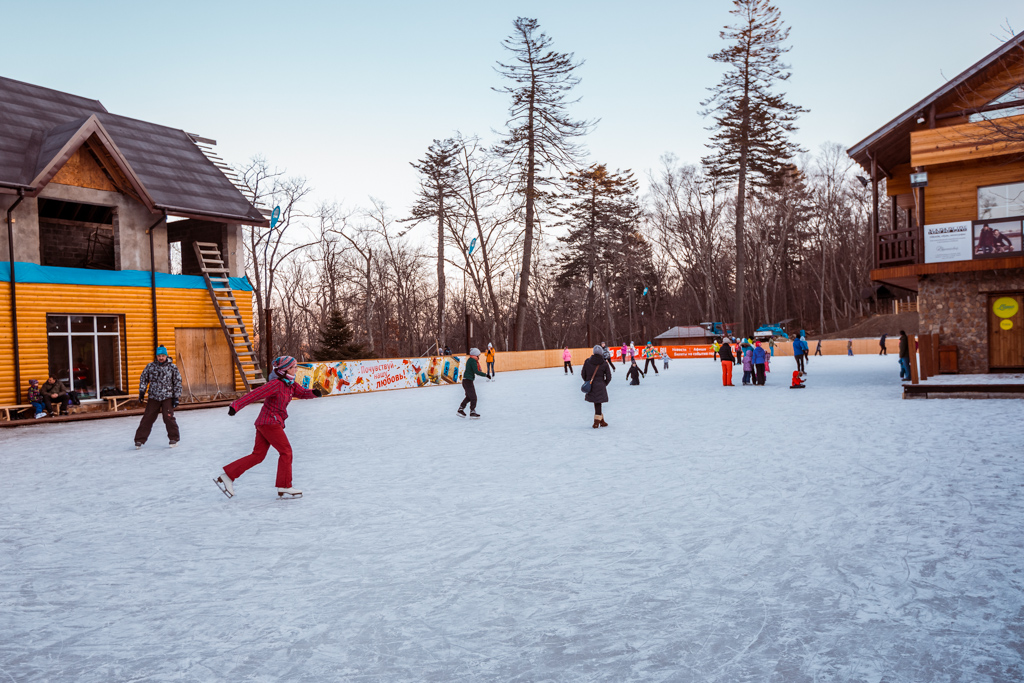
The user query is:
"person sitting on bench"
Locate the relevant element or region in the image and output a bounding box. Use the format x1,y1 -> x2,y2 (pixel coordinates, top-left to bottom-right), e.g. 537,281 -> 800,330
41,376 -> 70,416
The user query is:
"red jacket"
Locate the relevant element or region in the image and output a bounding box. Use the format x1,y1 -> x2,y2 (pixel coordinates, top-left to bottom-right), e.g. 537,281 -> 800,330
230,378 -> 316,427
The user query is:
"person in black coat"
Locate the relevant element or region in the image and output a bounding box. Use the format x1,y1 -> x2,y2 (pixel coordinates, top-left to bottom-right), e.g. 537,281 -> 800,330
626,360 -> 645,385
581,344 -> 612,429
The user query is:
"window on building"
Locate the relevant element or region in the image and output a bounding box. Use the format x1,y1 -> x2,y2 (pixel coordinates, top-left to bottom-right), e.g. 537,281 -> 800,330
46,314 -> 124,400
969,85 -> 1024,123
979,182 -> 1024,220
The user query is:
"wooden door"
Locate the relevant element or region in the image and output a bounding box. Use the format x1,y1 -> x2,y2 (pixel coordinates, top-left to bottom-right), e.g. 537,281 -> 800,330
988,294 -> 1024,370
174,328 -> 235,398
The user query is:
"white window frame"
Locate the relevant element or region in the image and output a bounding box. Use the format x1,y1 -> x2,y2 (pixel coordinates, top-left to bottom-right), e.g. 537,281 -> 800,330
978,181 -> 1024,221
46,314 -> 123,402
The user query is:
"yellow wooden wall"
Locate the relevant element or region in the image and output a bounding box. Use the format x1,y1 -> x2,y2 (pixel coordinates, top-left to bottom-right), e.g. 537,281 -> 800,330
0,284 -> 253,404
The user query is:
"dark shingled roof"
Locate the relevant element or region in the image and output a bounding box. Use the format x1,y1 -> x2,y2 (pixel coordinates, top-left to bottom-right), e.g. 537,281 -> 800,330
0,75 -> 266,225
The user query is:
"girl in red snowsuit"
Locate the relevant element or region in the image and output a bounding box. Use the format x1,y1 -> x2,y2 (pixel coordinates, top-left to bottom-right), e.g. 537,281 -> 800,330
214,356 -> 319,498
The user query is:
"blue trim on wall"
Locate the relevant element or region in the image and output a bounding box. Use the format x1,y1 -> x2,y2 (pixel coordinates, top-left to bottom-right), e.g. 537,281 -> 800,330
0,262 -> 252,291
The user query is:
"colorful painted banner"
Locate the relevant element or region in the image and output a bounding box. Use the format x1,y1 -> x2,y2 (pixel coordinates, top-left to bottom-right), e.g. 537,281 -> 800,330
295,357 -> 440,396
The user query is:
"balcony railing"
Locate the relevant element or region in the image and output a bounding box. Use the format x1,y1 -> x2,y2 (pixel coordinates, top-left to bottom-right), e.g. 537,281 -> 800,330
877,227 -> 918,267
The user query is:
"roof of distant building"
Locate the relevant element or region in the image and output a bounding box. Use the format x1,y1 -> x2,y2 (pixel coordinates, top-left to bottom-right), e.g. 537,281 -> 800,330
0,76 -> 266,225
655,326 -> 710,339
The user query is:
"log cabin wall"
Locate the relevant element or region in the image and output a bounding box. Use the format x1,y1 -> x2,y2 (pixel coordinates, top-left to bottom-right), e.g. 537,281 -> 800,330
886,156 -> 1024,225
0,279 -> 253,405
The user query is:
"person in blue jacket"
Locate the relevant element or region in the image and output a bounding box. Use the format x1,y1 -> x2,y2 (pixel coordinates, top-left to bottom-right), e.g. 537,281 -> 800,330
752,342 -> 768,385
793,335 -> 805,373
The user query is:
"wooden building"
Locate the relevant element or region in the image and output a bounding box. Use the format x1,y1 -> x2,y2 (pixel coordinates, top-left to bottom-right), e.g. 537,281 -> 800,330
0,76 -> 268,409
849,35 -> 1024,373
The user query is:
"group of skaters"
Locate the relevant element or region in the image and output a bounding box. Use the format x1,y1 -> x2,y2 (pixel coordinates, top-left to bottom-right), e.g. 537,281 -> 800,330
713,334 -> 811,389
562,341 -> 668,385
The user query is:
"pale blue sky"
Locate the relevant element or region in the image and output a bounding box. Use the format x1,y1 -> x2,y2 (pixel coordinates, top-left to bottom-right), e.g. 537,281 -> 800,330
5,1 -> 1023,215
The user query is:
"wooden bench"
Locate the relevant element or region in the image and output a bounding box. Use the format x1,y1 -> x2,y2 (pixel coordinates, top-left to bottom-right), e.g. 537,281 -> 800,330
105,396 -> 137,412
0,404 -> 36,421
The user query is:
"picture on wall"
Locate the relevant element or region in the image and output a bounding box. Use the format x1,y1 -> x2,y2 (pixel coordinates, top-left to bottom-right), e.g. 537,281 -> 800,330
973,217 -> 1023,258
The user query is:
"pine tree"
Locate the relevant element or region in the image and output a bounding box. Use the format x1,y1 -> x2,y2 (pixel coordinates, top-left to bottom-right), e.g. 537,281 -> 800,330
312,310 -> 366,361
495,17 -> 593,350
700,0 -> 807,337
406,138 -> 461,353
555,164 -> 639,345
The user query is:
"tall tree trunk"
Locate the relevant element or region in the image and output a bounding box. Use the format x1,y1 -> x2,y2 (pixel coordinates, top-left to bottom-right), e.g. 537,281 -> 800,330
437,204 -> 445,351
514,95 -> 537,351
735,96 -> 749,337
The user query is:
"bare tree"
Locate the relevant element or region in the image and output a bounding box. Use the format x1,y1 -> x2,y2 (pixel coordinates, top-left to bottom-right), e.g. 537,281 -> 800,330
494,16 -> 593,350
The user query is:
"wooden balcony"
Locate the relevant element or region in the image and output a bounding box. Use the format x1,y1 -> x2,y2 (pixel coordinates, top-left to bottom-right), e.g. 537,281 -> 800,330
877,227 -> 919,267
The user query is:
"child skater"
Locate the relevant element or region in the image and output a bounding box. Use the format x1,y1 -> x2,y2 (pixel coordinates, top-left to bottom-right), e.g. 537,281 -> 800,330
790,370 -> 806,389
458,347 -> 490,418
563,346 -> 574,375
214,356 -> 320,499
626,359 -> 645,385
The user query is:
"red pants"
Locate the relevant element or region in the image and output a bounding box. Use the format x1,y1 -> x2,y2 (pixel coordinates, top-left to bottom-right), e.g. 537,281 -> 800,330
721,361 -> 734,386
224,424 -> 293,488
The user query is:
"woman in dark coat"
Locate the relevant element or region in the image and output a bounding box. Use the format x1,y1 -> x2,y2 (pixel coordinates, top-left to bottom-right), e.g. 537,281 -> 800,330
582,344 -> 612,429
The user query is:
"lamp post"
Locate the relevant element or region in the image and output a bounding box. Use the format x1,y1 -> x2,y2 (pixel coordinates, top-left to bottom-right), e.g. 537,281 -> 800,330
464,238 -> 476,353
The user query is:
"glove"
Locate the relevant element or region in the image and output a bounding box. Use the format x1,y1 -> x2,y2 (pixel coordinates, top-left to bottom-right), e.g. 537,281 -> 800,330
172,398 -> 179,409
312,389 -> 323,397
139,393 -> 145,403
228,406 -> 236,416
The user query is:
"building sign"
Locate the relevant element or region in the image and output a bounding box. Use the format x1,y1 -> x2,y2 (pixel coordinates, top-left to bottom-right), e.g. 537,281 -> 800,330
973,217 -> 1023,258
910,172 -> 928,188
923,221 -> 973,263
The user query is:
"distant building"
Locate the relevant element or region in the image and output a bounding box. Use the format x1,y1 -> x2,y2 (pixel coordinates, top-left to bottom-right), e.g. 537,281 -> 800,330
654,326 -> 716,346
1,76 -> 267,408
849,34 -> 1024,372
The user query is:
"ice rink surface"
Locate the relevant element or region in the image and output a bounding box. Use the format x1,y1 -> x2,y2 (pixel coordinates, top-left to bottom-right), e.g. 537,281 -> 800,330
2,355 -> 1023,682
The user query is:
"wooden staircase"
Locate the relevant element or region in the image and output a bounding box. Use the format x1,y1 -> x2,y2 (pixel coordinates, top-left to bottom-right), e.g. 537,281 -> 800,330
192,241 -> 266,391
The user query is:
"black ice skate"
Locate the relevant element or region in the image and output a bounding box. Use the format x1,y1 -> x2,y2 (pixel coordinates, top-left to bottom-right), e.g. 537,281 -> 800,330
213,472 -> 234,498
277,487 -> 302,499
457,408 -> 467,418
470,411 -> 481,419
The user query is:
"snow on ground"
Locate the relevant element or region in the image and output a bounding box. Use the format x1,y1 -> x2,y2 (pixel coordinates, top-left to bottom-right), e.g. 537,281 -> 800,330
2,355 -> 1023,682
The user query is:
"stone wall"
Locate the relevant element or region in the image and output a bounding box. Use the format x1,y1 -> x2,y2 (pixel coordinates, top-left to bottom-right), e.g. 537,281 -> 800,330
918,269 -> 1024,373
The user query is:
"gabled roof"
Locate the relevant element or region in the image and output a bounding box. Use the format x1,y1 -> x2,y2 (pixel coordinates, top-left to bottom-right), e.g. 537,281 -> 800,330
655,326 -> 710,339
0,76 -> 266,225
848,32 -> 1024,175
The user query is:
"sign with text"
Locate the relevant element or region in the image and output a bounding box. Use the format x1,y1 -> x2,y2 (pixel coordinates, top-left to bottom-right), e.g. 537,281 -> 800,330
924,221 -> 972,263
294,357 -> 436,396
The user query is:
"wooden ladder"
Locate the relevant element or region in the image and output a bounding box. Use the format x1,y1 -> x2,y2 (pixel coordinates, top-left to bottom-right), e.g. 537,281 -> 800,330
192,241 -> 266,391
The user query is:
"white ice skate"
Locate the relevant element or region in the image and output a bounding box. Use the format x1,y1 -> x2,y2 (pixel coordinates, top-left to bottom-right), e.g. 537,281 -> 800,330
169,440 -> 178,448
277,487 -> 302,499
213,472 -> 234,498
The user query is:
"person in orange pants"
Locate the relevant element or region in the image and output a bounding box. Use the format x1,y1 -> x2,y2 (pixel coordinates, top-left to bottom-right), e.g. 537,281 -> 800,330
718,339 -> 735,385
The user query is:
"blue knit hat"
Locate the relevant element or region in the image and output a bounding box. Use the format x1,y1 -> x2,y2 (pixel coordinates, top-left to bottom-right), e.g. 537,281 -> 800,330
156,346 -> 168,356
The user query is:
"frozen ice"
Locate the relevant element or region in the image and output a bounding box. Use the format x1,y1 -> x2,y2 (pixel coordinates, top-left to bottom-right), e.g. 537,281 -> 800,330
2,355 -> 1023,681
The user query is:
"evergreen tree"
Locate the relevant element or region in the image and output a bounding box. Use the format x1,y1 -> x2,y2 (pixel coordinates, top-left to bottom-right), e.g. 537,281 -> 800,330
312,310 -> 366,361
555,165 -> 639,345
495,17 -> 593,350
406,137 -> 462,353
700,0 -> 807,336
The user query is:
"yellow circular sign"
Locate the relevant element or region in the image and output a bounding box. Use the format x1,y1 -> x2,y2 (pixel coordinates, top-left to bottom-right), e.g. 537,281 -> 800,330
993,297 -> 1019,319
1001,319 -> 1014,331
